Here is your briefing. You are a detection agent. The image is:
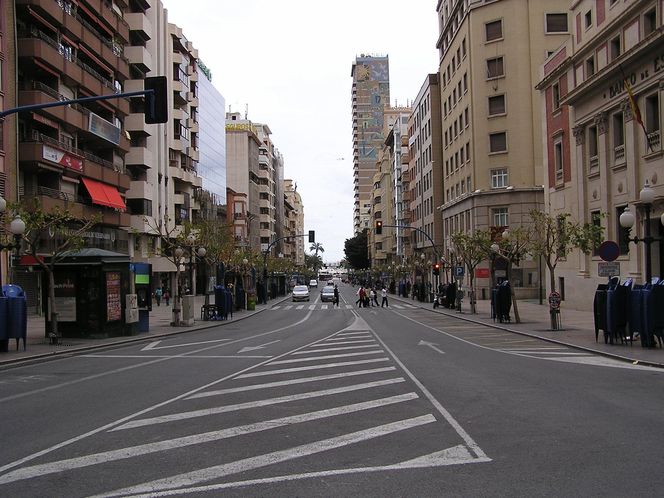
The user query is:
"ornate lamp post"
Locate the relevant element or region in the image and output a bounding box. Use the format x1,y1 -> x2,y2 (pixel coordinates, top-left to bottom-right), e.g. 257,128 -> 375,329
619,181 -> 664,283
0,197 -> 25,288
184,233 -> 206,295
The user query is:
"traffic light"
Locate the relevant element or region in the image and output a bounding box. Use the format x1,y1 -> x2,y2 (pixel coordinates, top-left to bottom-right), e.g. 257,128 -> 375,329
433,263 -> 440,276
375,220 -> 382,235
144,76 -> 168,124
308,230 -> 315,243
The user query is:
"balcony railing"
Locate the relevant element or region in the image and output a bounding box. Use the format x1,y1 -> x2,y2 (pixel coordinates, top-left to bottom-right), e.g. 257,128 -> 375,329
647,130 -> 661,152
613,144 -> 625,165
588,155 -> 599,174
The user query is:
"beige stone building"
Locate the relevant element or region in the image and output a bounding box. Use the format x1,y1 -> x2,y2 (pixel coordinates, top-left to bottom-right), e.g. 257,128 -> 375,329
436,0 -> 570,297
284,179 -> 305,266
537,0 -> 664,311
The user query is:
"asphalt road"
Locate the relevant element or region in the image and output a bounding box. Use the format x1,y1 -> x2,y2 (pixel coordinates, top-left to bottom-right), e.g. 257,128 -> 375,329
1,283 -> 663,497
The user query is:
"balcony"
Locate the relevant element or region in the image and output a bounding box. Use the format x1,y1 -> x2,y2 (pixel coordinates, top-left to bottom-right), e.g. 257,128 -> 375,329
125,146 -> 151,168
19,86 -> 86,130
124,45 -> 152,73
124,113 -> 150,134
124,12 -> 153,41
185,146 -> 199,161
127,180 -> 154,200
186,118 -> 198,133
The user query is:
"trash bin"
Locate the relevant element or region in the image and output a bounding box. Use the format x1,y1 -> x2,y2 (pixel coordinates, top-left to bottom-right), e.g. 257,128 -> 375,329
0,294 -> 7,353
627,284 -> 643,345
593,284 -> 609,342
247,292 -> 256,311
606,278 -> 631,345
496,281 -> 512,323
3,285 -> 26,351
642,282 -> 664,348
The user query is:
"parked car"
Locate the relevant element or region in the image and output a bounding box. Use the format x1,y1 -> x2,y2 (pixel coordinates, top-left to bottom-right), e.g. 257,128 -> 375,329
321,285 -> 335,302
292,285 -> 310,302
309,279 -> 318,288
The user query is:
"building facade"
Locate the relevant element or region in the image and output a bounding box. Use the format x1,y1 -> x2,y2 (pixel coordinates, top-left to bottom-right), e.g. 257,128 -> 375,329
351,54 -> 390,234
537,0 -> 664,310
436,0 -> 570,297
284,179 -> 304,266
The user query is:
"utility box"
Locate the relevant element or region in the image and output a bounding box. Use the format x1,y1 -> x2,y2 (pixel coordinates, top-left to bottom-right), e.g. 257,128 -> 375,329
181,295 -> 195,326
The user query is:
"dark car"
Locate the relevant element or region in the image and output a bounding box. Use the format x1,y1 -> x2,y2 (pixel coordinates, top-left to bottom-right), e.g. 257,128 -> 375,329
321,285 -> 335,302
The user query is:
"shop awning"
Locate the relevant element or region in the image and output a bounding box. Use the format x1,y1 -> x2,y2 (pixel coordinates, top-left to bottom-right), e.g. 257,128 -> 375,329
81,178 -> 126,211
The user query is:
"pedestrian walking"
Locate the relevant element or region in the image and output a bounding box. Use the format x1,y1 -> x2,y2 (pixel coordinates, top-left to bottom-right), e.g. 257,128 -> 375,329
356,286 -> 366,307
381,286 -> 388,308
154,287 -> 162,307
371,288 -> 379,307
163,289 -> 170,306
333,285 -> 340,307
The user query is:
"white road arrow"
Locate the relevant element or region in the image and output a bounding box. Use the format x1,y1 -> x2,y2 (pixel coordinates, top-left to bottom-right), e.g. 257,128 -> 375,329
237,340 -> 281,354
141,338 -> 230,351
418,340 -> 445,355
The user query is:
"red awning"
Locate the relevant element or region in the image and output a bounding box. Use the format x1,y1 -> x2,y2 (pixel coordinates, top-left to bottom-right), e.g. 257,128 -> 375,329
81,178 -> 126,211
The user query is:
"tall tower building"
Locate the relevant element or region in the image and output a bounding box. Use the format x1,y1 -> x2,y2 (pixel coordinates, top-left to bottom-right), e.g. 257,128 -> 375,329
351,54 -> 390,234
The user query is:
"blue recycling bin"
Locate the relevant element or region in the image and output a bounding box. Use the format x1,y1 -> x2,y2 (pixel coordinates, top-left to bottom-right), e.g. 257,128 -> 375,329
607,279 -> 632,344
0,295 -> 7,352
627,285 -> 643,345
593,284 -> 609,342
3,285 -> 27,351
641,282 -> 664,348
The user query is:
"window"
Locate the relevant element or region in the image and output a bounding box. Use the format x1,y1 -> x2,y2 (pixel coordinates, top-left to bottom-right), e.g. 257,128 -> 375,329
491,168 -> 508,188
488,95 -> 505,116
492,207 -> 509,227
487,57 -> 504,79
645,93 -> 660,133
546,13 -> 568,33
610,35 -> 621,61
463,73 -> 468,93
644,8 -> 657,37
588,125 -> 598,158
554,140 -> 563,183
489,132 -> 507,153
552,83 -> 561,110
613,112 -> 624,147
586,56 -> 595,77
585,10 -> 592,29
464,107 -> 469,128
485,20 -> 503,41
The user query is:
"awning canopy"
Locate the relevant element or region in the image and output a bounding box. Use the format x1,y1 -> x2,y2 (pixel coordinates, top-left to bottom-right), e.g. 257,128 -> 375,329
81,178 -> 126,211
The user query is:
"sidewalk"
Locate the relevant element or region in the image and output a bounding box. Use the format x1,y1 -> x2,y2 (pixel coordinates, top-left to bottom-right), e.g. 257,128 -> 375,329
0,295 -> 286,368
2,293 -> 663,369
389,294 -> 664,369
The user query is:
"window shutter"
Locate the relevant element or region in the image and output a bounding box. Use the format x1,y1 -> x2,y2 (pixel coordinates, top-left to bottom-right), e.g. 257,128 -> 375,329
546,13 -> 568,33
485,20 -> 502,41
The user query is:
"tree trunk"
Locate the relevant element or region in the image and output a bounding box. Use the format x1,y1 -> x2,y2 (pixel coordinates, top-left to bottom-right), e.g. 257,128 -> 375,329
469,272 -> 477,314
172,268 -> 181,326
548,261 -> 556,294
47,268 -> 59,339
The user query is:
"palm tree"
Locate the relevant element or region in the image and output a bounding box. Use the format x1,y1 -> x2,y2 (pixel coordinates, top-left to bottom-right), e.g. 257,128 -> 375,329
310,242 -> 324,259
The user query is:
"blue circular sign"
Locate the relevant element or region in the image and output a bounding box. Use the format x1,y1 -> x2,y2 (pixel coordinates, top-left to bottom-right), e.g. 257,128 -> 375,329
598,241 -> 620,262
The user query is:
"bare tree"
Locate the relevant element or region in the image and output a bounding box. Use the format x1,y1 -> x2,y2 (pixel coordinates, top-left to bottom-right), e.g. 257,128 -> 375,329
451,230 -> 491,314
492,226 -> 532,324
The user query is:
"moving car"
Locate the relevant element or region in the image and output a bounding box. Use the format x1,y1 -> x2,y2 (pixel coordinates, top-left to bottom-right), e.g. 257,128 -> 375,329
309,279 -> 318,288
292,285 -> 310,302
320,285 -> 335,302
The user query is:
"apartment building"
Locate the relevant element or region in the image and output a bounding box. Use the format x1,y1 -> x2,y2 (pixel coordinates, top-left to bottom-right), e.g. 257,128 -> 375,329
15,0 -> 134,302
1,1 -> 18,290
537,0 -> 663,311
437,0 -> 570,297
351,54 -> 390,234
225,112 -> 261,253
408,74 -> 443,266
284,178 -> 305,266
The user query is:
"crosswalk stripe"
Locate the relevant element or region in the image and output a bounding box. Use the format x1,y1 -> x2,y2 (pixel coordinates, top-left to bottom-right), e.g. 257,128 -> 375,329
318,339 -> 376,346
393,305 -> 404,309
187,367 -> 398,399
269,350 -> 385,364
321,305 -> 328,310
101,415 -> 437,496
236,358 -> 391,378
272,306 -> 281,310
296,305 -> 305,310
0,394 -> 420,486
308,305 -> 316,310
112,378 -> 406,431
283,305 -> 293,310
345,304 -> 353,309
292,344 -> 380,354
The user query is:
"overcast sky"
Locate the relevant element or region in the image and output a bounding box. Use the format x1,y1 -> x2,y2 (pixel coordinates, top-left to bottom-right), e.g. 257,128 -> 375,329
161,0 -> 439,262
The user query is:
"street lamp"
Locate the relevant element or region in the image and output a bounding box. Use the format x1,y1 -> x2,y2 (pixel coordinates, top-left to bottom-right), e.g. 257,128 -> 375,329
619,181 -> 664,283
0,197 -> 26,288
183,234 -> 206,295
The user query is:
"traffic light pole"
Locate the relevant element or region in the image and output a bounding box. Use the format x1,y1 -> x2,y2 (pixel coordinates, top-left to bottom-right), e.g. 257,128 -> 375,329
0,89 -> 155,119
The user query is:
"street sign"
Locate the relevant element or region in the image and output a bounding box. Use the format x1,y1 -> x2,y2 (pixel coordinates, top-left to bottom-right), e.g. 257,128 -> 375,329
475,268 -> 490,278
548,291 -> 561,310
454,266 -> 465,278
598,261 -> 620,277
598,240 -> 620,262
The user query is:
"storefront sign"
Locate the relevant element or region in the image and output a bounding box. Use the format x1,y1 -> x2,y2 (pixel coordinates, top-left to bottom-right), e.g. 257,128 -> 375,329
42,145 -> 83,171
51,277 -> 77,322
475,268 -> 490,278
106,272 -> 122,321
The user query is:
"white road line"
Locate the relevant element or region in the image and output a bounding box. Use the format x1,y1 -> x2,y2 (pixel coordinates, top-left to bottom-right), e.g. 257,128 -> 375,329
94,415 -> 437,497
500,347 -> 569,351
345,304 -> 353,309
292,344 -> 380,354
296,305 -> 305,310
112,378 -> 406,431
0,394 -> 419,486
392,305 -> 404,309
508,351 -> 590,356
269,350 -> 385,364
82,355 -> 272,359
187,367 -> 398,399
336,332 -> 373,337
319,339 -> 376,346
308,305 -> 316,310
272,306 -> 281,310
235,358 -> 391,378
283,305 -> 293,310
